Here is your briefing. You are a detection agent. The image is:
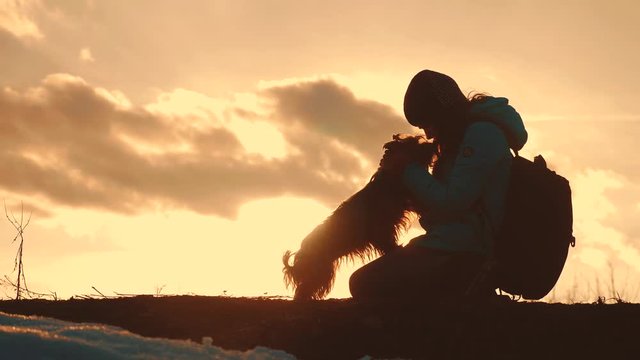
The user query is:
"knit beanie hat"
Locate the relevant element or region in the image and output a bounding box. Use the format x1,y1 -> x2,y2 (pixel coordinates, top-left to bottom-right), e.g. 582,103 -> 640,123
403,70 -> 468,127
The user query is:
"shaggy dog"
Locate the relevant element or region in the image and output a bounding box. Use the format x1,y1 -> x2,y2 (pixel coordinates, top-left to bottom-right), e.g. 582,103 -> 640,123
283,134 -> 437,300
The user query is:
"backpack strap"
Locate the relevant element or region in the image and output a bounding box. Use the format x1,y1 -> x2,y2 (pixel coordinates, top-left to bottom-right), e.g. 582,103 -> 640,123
464,200 -> 498,298
464,151 -> 516,299
470,149 -> 516,257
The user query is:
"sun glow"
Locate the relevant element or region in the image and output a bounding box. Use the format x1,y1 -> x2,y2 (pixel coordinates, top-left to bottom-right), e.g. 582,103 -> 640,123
16,197 -> 338,298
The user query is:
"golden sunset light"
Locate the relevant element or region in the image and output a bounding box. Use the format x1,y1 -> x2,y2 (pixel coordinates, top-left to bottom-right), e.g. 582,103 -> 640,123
1,0 -> 639,305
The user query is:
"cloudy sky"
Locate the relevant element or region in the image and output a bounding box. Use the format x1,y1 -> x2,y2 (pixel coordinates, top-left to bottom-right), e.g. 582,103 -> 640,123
1,0 -> 639,301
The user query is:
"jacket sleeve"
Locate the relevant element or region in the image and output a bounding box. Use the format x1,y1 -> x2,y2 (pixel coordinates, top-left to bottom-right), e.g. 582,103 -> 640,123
402,122 -> 508,218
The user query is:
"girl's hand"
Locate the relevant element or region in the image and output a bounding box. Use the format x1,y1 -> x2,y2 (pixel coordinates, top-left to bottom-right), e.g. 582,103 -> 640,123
379,148 -> 412,173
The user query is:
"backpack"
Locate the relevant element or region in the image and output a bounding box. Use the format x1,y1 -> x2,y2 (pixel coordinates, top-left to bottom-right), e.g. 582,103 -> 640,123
491,153 -> 576,300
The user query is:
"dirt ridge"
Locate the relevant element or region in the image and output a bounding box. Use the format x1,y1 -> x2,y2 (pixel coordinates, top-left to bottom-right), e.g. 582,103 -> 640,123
1,296 -> 638,359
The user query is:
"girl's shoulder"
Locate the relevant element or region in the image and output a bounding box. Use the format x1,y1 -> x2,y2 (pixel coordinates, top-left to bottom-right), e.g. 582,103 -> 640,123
464,120 -> 507,143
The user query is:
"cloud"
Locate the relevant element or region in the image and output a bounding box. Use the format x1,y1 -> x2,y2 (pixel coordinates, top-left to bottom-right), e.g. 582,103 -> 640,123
8,221 -> 117,262
0,0 -> 43,40
526,119 -> 640,177
0,74 -> 411,218
571,169 -> 640,271
265,78 -> 413,162
2,197 -> 51,218
575,247 -> 608,270
78,47 -> 94,62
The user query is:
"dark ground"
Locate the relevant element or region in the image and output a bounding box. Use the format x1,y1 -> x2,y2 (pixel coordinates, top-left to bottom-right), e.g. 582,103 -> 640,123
0,295 -> 638,359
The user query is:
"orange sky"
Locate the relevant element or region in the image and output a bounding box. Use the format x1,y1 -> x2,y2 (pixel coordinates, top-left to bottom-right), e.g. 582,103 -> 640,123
1,0 -> 639,301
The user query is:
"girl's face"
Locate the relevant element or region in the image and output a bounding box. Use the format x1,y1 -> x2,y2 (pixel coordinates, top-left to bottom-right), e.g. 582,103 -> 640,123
422,124 -> 436,140
418,119 -> 438,140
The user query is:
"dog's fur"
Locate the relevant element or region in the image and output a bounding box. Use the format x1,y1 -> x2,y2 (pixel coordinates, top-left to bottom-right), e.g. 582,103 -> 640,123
283,134 -> 437,300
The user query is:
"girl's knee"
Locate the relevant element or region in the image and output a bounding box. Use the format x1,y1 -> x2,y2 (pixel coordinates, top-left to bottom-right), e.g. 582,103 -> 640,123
349,267 -> 366,299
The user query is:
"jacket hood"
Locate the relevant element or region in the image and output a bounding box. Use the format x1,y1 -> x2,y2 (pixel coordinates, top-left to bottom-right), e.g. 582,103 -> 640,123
469,97 -> 528,151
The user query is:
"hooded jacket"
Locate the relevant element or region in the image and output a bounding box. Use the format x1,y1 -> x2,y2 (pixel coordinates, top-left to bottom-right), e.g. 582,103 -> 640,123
402,97 -> 528,255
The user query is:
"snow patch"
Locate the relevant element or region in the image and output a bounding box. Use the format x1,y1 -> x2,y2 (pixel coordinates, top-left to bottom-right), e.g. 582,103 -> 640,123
0,311 -> 295,359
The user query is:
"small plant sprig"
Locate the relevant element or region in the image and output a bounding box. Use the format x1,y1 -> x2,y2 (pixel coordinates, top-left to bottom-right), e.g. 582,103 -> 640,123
4,200 -> 31,300
1,275 -> 57,300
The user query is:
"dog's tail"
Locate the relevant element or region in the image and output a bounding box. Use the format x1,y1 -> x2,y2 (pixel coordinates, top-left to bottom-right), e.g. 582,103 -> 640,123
282,250 -> 296,289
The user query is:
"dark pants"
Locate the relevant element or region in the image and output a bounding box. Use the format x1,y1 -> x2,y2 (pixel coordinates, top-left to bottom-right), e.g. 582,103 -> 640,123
349,244 -> 486,301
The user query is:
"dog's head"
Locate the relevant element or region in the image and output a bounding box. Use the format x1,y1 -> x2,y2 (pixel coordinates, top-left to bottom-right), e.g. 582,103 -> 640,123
379,134 -> 437,173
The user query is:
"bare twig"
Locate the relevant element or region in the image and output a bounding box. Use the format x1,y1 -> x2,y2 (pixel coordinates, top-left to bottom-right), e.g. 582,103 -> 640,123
4,200 -> 32,300
1,275 -> 56,300
92,286 -> 108,298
